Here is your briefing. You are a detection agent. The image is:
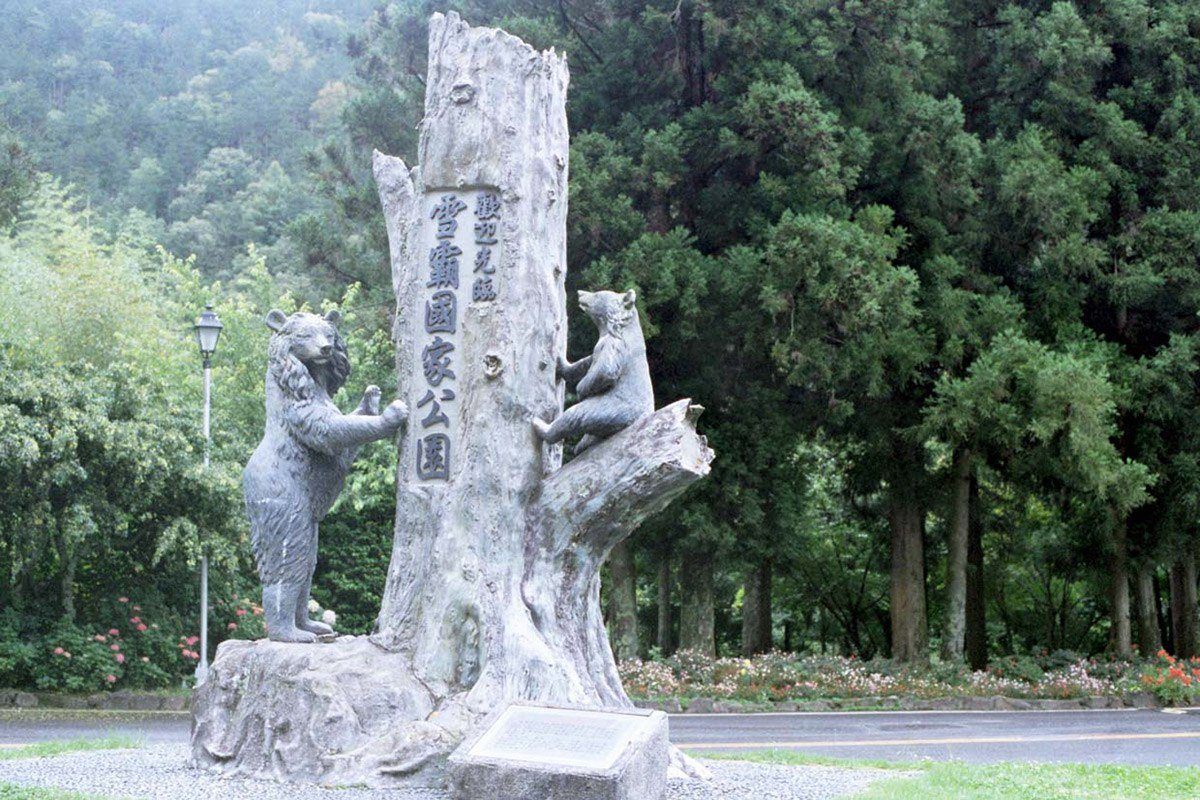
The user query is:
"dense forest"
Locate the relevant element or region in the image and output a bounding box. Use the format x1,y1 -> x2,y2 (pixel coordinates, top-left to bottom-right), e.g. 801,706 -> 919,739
3,0 -> 1200,692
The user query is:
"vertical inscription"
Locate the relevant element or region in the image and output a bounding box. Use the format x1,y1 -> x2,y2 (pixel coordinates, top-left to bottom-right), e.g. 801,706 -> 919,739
472,191 -> 500,302
416,189 -> 501,482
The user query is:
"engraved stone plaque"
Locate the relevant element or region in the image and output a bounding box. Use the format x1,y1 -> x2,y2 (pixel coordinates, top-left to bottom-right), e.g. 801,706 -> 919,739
448,703 -> 669,800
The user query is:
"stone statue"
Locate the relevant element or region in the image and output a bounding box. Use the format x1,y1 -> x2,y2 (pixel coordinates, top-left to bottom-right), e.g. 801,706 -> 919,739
243,309 -> 407,643
191,15 -> 712,787
534,289 -> 655,454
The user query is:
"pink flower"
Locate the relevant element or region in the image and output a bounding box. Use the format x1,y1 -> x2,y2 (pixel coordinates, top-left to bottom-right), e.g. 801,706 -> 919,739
108,628 -> 119,636
236,608 -> 247,617
118,597 -> 128,603
94,634 -> 106,642
130,617 -> 141,625
53,647 -> 64,655
185,636 -> 199,646
188,651 -> 199,661
115,653 -> 125,664
136,624 -> 147,632
227,622 -> 237,631
110,643 -> 120,651
132,605 -> 141,612
106,674 -> 116,683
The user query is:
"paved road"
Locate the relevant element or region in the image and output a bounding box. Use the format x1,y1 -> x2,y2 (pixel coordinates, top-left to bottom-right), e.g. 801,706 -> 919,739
3,708 -> 1200,766
672,708 -> 1200,766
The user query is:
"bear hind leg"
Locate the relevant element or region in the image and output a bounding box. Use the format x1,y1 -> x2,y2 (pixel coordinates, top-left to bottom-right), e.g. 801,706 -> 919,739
536,399 -> 601,445
295,563 -> 333,637
263,582 -> 317,643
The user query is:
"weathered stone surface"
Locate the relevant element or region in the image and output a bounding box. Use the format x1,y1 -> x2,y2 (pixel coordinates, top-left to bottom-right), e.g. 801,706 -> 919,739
161,695 -> 189,711
190,637 -> 449,786
959,696 -> 997,711
448,704 -> 668,800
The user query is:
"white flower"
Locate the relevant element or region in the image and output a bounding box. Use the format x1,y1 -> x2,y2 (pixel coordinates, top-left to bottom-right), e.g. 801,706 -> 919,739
321,609 -> 337,626
308,599 -> 320,614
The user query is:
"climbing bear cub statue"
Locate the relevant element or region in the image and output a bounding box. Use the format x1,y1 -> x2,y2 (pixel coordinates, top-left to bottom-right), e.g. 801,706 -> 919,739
534,289 -> 655,455
244,309 -> 407,643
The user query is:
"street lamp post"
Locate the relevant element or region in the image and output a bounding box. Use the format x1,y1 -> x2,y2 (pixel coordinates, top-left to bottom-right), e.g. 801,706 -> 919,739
193,304 -> 223,684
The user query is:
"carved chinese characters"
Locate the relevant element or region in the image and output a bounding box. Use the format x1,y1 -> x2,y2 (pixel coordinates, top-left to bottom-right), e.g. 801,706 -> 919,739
416,190 -> 501,481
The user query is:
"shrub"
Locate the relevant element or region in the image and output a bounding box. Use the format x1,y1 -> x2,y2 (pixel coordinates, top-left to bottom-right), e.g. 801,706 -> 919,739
989,655 -> 1045,684
35,621 -> 124,692
1140,650 -> 1200,706
0,610 -> 35,688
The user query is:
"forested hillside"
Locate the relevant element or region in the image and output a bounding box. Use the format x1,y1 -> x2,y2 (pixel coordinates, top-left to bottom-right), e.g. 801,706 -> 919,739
2,0 -> 1200,694
0,0 -> 374,287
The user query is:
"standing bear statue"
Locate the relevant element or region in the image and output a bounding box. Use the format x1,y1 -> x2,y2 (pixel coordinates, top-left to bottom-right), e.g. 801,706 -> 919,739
534,289 -> 655,454
244,309 -> 407,642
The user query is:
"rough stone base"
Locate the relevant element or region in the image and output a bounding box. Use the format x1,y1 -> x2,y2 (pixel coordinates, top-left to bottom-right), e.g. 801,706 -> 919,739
189,636 -> 461,787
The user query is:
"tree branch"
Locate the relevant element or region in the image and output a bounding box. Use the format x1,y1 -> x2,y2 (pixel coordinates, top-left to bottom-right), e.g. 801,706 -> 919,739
527,399 -> 713,569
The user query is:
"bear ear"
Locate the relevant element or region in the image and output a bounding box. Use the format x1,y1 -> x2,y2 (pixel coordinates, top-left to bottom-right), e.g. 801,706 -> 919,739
324,309 -> 343,327
265,309 -> 288,332
622,289 -> 637,308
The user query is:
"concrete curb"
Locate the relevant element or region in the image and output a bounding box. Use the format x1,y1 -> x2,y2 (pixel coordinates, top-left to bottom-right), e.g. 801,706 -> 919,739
0,690 -> 190,712
635,692 -> 1165,714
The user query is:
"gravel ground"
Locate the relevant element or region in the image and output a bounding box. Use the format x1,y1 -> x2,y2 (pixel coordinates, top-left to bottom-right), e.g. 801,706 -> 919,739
0,744 -> 897,799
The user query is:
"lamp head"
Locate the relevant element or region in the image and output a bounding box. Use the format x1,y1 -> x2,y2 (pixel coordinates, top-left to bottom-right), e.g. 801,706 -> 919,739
194,304 -> 223,361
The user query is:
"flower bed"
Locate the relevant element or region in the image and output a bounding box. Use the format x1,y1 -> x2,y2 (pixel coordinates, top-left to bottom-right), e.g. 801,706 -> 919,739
0,591 -> 335,694
618,650 -> 1161,707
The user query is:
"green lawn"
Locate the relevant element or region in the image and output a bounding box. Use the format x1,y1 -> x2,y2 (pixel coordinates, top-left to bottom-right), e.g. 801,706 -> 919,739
0,786 -> 109,800
699,750 -> 1200,800
0,736 -> 139,761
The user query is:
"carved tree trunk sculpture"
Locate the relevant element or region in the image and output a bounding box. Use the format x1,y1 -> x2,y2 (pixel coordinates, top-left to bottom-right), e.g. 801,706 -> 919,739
189,13 -> 712,788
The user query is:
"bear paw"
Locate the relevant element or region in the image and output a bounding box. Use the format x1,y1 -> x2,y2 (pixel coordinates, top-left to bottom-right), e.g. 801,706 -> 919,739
269,626 -> 318,644
298,619 -> 334,636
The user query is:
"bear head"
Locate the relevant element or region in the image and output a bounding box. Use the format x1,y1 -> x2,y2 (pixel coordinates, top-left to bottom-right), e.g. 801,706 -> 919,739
265,309 -> 350,400
578,289 -> 637,336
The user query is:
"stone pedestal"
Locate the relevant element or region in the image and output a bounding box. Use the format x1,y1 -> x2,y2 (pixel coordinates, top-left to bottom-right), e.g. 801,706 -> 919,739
190,637 -> 455,786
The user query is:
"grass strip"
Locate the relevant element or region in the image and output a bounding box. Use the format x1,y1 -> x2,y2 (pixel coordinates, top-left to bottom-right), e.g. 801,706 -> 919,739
700,749 -> 1200,800
0,784 -> 113,800
0,737 -> 140,761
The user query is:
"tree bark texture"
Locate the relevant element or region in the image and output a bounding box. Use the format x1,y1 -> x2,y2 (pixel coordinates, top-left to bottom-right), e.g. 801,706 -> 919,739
657,550 -> 673,655
679,549 -> 715,656
607,540 -> 640,662
741,559 -> 772,656
1134,564 -> 1162,656
964,473 -> 987,670
190,14 -> 713,786
1174,553 -> 1200,658
889,485 -> 927,663
1109,513 -> 1132,657
941,448 -> 971,662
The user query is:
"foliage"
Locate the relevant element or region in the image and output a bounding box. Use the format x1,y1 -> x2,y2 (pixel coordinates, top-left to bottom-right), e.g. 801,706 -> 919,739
618,649 -> 1139,703
1140,650 -> 1200,706
3,0 -> 1200,686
